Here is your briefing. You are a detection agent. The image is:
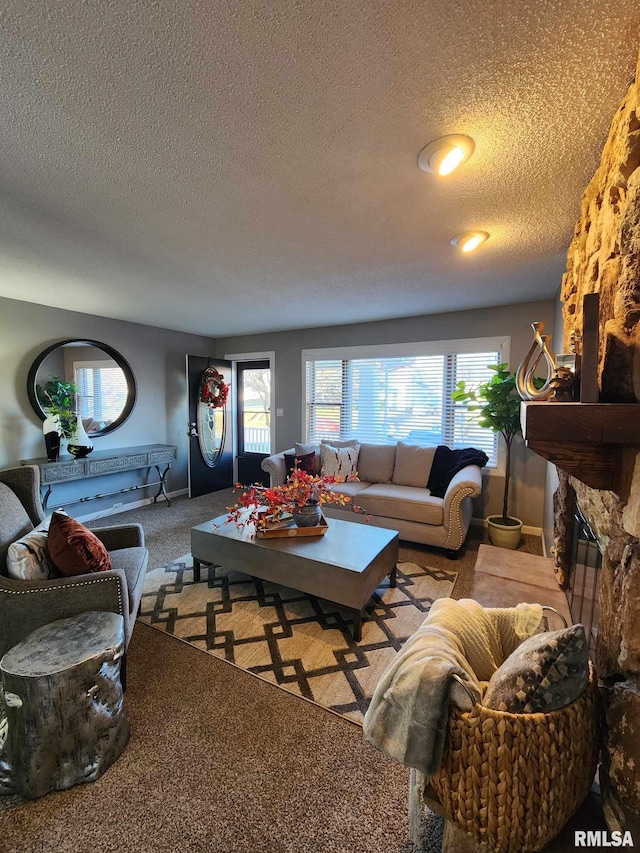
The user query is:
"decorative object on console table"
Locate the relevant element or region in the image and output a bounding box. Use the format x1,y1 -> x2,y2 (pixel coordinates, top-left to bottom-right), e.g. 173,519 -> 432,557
42,415 -> 61,462
67,414 -> 94,458
35,375 -> 78,442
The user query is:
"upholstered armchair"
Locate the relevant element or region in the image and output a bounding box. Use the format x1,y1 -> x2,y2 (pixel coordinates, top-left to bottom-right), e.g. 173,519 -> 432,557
0,465 -> 148,659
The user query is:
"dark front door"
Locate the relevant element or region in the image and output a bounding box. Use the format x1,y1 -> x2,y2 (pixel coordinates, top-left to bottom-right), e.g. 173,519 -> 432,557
186,355 -> 233,498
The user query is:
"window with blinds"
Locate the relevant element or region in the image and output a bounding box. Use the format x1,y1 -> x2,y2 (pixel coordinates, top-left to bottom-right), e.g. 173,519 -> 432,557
74,362 -> 128,423
303,339 -> 507,466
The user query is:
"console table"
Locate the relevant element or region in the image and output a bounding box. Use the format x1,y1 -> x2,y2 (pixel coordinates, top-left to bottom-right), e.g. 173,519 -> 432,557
21,444 -> 178,511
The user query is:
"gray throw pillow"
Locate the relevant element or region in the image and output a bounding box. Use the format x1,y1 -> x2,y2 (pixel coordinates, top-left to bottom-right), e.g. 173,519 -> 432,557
392,442 -> 436,488
357,443 -> 397,484
483,623 -> 589,714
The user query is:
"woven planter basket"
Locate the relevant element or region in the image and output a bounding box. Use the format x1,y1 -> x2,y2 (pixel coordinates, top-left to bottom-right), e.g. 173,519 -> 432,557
429,665 -> 599,853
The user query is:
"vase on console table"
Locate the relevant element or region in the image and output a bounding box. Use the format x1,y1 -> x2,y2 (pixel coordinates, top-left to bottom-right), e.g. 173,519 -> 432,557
42,415 -> 61,462
67,416 -> 94,458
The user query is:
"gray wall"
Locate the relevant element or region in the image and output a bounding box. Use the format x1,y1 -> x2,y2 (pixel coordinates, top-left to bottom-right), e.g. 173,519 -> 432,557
1,293 -> 559,527
215,299 -> 556,528
0,296 -> 216,515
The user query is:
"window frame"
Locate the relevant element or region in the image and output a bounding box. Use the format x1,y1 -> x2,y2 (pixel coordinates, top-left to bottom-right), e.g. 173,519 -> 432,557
73,359 -> 130,425
301,336 -> 511,471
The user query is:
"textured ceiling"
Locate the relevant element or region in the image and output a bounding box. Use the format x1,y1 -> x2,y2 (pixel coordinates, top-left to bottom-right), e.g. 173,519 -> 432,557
1,0 -> 639,336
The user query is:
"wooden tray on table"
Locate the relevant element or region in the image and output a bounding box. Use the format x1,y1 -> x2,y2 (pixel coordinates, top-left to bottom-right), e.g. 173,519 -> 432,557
256,513 -> 328,539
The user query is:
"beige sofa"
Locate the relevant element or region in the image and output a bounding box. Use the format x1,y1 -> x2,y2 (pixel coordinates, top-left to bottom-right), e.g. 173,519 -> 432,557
261,441 -> 484,555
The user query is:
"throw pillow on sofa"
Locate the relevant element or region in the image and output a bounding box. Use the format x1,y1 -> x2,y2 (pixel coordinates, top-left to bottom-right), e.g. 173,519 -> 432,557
284,451 -> 316,477
294,443 -> 321,473
320,443 -> 360,481
483,623 -> 589,714
6,511 -> 67,580
357,443 -> 397,484
392,442 -> 436,488
320,438 -> 360,449
48,511 -> 112,576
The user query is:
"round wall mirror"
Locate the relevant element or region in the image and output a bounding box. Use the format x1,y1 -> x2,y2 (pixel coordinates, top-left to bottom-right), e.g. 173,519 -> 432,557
28,340 -> 137,437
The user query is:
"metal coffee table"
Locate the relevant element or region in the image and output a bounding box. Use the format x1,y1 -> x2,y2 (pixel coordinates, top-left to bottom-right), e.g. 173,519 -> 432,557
191,515 -> 399,641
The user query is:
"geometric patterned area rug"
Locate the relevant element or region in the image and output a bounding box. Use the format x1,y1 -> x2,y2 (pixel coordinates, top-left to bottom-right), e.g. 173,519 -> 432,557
139,555 -> 457,723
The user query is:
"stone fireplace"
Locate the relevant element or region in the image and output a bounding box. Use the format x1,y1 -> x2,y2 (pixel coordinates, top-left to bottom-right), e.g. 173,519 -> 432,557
555,49 -> 640,833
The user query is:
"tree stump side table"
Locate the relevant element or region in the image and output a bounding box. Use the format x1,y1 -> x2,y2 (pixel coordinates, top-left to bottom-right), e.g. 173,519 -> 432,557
0,611 -> 130,799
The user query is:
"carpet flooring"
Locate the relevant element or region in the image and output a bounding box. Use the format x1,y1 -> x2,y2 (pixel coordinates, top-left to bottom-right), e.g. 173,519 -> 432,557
0,621 -> 441,853
140,555 -> 457,722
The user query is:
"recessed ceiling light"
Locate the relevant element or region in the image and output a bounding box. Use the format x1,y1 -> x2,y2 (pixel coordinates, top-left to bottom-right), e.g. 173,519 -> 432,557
450,231 -> 490,253
417,134 -> 475,176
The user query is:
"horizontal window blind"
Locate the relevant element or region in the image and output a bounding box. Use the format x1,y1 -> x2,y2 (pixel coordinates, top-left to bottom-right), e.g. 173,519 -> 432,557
75,364 -> 128,422
305,344 -> 502,465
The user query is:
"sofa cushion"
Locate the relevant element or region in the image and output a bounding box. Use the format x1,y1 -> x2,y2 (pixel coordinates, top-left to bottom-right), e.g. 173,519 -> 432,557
295,443 -> 321,473
392,442 -> 436,488
326,481 -> 372,499
109,547 -> 149,614
357,444 -> 397,484
355,484 -> 444,525
48,512 -> 113,576
320,443 -> 360,481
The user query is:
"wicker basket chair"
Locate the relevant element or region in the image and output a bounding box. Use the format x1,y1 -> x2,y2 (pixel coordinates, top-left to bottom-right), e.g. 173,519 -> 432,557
428,663 -> 599,853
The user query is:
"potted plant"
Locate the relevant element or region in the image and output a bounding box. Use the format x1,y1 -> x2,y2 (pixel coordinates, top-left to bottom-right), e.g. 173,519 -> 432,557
36,376 -> 78,439
452,362 -> 534,550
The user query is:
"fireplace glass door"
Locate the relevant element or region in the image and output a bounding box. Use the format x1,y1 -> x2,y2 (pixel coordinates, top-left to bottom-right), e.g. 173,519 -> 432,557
568,505 -> 603,656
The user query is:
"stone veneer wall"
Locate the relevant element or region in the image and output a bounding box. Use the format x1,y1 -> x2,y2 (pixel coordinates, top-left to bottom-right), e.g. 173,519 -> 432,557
559,50 -> 640,833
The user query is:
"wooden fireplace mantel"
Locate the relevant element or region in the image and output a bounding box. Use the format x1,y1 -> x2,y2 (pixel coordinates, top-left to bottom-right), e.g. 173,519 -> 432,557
521,402 -> 640,500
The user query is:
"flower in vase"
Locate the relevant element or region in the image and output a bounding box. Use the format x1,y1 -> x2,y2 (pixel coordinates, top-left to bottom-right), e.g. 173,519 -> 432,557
224,464 -> 367,537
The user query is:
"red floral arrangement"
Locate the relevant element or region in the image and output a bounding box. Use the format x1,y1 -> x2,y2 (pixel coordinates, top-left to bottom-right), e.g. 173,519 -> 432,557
225,465 -> 367,536
200,367 -> 229,409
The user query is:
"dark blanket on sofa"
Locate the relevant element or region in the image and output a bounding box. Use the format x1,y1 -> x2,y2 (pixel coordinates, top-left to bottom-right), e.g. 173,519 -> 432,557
427,446 -> 488,498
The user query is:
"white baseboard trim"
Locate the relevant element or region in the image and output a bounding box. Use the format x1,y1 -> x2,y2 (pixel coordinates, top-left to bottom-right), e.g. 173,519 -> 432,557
77,487 -> 188,523
471,517 -> 543,538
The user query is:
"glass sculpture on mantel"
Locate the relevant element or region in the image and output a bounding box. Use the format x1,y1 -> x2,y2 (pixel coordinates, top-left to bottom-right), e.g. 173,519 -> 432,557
516,321 -> 576,403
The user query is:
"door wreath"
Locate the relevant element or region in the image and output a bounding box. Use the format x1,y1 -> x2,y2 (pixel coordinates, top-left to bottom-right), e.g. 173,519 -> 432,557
200,367 -> 229,408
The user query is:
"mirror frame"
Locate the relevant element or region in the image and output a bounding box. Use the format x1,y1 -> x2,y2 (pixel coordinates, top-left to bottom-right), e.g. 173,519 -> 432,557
27,339 -> 137,437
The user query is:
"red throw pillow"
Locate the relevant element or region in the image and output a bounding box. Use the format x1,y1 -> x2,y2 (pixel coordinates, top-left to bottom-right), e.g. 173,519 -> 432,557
48,511 -> 112,576
284,451 -> 316,477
